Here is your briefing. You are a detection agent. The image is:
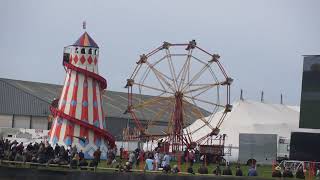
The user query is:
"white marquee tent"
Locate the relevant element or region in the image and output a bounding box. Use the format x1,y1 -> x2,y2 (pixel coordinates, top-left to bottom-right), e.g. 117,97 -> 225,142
185,99 -> 320,162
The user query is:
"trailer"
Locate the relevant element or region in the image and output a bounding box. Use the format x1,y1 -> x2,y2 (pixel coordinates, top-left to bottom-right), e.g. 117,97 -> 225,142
239,133 -> 277,165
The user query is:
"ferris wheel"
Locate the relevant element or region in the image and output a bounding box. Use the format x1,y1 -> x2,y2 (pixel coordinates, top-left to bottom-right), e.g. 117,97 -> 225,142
125,40 -> 232,150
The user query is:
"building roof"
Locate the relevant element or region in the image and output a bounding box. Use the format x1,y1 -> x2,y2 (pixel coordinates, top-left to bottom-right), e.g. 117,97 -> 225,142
0,78 -> 210,125
73,32 -> 99,48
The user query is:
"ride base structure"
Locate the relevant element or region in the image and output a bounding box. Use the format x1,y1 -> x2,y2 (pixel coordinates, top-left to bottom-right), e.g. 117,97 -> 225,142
49,31 -> 115,159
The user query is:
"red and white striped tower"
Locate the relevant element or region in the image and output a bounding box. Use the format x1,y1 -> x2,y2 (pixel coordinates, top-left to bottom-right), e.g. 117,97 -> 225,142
49,27 -> 115,159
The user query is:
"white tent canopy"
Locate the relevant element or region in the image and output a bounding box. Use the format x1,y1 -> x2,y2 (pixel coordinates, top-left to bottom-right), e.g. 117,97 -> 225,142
185,99 -> 320,161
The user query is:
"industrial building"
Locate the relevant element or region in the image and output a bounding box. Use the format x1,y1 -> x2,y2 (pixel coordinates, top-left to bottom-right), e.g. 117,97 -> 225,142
0,78 -> 209,140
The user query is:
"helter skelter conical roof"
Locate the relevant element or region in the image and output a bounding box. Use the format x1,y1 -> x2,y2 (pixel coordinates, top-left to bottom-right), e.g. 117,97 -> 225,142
73,31 -> 99,48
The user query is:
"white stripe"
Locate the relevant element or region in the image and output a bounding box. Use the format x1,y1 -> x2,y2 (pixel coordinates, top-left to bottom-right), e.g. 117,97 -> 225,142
73,125 -> 80,147
60,70 -> 76,142
58,70 -> 71,109
64,70 -> 76,115
49,118 -> 58,142
75,74 -> 84,120
88,129 -> 94,149
59,119 -> 67,144
73,73 -> 84,144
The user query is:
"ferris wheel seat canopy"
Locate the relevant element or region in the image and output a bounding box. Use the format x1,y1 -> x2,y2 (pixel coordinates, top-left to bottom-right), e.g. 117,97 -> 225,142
221,77 -> 234,86
225,104 -> 233,112
209,128 -> 220,136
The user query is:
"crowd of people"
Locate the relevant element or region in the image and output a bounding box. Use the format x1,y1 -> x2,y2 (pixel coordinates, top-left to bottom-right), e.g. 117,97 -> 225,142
2,138 -> 320,178
0,138 -> 104,168
118,146 -> 257,177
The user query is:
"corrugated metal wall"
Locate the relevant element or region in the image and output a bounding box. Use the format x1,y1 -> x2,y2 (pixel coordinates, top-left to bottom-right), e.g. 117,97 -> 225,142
0,80 -> 50,116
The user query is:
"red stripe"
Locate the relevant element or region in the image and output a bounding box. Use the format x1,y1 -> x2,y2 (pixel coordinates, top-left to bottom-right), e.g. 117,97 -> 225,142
99,91 -> 106,130
54,71 -> 71,141
80,76 -> 89,143
53,118 -> 62,141
69,73 -> 79,117
93,81 -> 99,126
63,62 -> 107,89
50,106 -> 115,147
92,81 -> 99,143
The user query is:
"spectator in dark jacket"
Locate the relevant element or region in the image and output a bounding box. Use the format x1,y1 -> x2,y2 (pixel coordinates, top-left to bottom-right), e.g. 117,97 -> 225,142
235,166 -> 243,176
222,165 -> 233,175
213,165 -> 222,176
198,164 -> 208,174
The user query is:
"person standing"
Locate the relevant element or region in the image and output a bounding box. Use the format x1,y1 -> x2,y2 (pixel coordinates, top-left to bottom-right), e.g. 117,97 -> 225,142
119,146 -> 124,160
129,151 -> 136,168
154,151 -> 160,170
93,147 -> 101,165
162,152 -> 171,168
188,150 -> 195,167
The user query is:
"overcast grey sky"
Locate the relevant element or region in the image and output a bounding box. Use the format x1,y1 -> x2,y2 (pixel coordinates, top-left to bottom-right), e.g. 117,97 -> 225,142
1,0 -> 319,106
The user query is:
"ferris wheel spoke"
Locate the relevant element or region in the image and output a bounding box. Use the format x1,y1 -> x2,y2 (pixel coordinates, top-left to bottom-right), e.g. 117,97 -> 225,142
146,100 -> 173,132
141,60 -> 168,93
182,100 -> 215,131
132,93 -> 173,109
165,49 -> 179,91
134,82 -> 174,95
181,61 -> 213,92
145,61 -> 176,92
177,50 -> 193,91
183,83 -> 220,95
183,95 -> 225,108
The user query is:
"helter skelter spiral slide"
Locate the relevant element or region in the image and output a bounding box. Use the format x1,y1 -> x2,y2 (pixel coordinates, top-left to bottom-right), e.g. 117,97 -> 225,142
125,40 -> 233,151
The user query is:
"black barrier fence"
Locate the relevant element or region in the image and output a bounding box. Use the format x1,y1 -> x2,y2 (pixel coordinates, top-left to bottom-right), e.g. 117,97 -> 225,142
0,166 -> 274,180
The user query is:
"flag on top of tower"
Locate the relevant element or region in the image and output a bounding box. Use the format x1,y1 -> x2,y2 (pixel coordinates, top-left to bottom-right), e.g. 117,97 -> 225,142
73,32 -> 99,48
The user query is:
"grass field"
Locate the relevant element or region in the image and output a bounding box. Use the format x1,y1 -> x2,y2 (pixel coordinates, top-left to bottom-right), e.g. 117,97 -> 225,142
97,159 -> 275,178
0,159 -> 317,179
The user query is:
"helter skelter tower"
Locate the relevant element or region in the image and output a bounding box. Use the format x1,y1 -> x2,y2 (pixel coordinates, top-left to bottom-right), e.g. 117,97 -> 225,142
49,26 -> 115,158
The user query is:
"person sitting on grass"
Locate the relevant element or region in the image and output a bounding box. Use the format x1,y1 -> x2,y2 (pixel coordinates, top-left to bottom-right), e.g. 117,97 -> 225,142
162,164 -> 171,173
198,164 -> 208,174
70,152 -> 79,169
162,152 -> 171,172
248,165 -> 258,176
171,165 -> 180,174
124,161 -> 132,172
213,165 -> 222,176
272,166 -> 282,178
187,165 -> 195,175
282,167 -> 294,178
222,165 -> 233,175
235,166 -> 243,176
144,153 -> 154,171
